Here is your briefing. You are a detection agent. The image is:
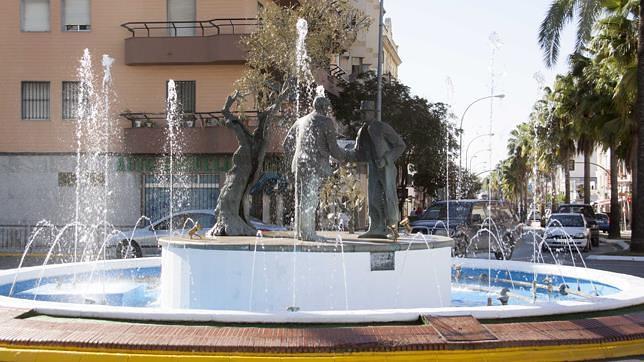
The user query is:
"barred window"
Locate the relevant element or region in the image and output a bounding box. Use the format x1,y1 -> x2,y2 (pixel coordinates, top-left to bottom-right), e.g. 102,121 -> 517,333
167,80 -> 196,113
21,81 -> 50,120
62,81 -> 79,119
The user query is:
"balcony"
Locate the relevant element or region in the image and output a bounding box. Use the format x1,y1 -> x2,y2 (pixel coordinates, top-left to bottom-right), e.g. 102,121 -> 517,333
121,18 -> 258,65
121,111 -> 285,155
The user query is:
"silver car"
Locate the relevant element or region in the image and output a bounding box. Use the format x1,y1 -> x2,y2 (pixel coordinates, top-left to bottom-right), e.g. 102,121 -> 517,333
113,209 -> 217,258
543,213 -> 591,252
113,210 -> 288,258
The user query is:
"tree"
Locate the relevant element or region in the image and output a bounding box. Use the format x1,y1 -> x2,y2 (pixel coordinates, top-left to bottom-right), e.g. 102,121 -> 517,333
538,0 -> 602,67
330,72 -> 458,200
212,1 -> 369,235
538,0 -> 643,251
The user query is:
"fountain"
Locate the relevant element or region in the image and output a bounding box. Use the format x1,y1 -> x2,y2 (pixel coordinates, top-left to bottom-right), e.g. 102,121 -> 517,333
0,14 -> 642,362
0,41 -> 642,326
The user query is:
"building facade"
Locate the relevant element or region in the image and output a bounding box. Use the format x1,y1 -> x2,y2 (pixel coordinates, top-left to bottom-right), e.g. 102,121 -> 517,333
0,0 -> 275,247
0,0 -> 403,247
555,147 -> 632,228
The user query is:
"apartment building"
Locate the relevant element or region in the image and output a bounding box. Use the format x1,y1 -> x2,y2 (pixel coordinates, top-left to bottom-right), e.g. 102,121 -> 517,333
331,0 -> 401,82
556,148 -> 632,227
0,0 -> 287,234
0,0 -> 401,244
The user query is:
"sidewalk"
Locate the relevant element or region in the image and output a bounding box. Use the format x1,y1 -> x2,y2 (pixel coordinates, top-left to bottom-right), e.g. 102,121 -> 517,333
588,230 -> 644,262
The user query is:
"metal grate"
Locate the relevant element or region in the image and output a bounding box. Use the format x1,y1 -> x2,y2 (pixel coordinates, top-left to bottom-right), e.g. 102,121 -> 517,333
175,80 -> 195,113
21,81 -> 50,120
143,174 -> 220,221
62,81 -> 79,120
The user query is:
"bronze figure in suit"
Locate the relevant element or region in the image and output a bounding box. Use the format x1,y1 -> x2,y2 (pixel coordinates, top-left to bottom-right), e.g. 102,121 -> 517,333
354,100 -> 406,239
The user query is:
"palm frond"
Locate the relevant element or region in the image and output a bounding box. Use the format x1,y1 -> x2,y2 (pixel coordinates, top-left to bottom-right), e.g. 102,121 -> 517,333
538,0 -> 577,67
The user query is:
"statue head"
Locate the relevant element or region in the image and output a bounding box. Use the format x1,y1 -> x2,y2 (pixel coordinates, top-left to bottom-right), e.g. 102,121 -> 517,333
313,96 -> 330,116
360,100 -> 376,123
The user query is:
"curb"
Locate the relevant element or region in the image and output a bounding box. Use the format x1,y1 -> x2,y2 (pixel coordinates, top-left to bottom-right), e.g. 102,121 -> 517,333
586,255 -> 644,262
599,237 -> 629,250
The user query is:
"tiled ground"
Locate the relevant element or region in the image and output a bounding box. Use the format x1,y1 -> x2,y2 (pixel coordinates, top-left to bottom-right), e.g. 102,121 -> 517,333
0,308 -> 641,354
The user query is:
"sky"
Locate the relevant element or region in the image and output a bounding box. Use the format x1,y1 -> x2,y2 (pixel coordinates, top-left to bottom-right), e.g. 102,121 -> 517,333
386,0 -> 576,176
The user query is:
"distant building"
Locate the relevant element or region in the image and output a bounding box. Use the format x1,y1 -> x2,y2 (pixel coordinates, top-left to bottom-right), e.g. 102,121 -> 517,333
555,147 -> 631,228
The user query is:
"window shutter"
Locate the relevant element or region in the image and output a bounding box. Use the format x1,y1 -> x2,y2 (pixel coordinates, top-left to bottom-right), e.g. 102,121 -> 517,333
167,0 -> 195,36
64,0 -> 90,27
23,0 -> 50,31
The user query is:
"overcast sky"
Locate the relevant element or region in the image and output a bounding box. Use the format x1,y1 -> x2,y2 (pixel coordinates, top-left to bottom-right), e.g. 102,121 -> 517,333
386,1 -> 576,175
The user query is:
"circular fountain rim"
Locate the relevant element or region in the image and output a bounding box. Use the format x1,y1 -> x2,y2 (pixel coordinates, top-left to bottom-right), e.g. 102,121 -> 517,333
0,257 -> 642,324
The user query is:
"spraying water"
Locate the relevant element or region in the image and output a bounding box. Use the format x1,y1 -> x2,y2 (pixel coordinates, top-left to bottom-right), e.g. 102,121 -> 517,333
73,49 -> 115,262
295,18 -> 315,117
162,80 -> 191,235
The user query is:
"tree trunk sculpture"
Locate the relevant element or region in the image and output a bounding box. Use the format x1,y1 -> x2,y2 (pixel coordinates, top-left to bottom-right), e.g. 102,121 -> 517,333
212,87 -> 289,236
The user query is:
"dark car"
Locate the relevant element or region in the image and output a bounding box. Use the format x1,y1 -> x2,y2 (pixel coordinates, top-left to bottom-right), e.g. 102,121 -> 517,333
410,200 -> 521,260
556,204 -> 599,247
595,213 -> 610,233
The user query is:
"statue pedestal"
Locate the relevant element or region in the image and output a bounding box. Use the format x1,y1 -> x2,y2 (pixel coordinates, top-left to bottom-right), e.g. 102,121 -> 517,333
159,232 -> 453,312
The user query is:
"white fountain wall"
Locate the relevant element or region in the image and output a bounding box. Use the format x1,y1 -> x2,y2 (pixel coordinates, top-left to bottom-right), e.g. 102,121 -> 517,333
160,245 -> 452,312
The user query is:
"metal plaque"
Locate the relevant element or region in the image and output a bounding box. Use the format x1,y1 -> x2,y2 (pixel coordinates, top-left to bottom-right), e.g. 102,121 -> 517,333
370,252 -> 395,271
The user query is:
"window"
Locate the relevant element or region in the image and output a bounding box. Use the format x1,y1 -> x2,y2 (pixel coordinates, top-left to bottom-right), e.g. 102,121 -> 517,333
167,80 -> 196,113
167,0 -> 195,36
21,81 -> 50,120
58,172 -> 104,187
22,0 -> 50,32
63,0 -> 91,31
62,81 -> 79,119
569,159 -> 575,171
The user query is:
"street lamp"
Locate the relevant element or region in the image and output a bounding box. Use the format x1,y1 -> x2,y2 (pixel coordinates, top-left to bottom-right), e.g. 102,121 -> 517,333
458,94 -> 505,195
465,133 -> 494,174
469,155 -> 478,171
469,148 -> 491,172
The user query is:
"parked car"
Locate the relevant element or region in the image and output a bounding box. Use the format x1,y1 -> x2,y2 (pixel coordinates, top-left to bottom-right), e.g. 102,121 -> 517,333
112,210 -> 286,258
556,204 -> 599,247
595,213 -> 610,233
543,213 -> 591,252
112,210 -> 216,258
410,200 -> 521,260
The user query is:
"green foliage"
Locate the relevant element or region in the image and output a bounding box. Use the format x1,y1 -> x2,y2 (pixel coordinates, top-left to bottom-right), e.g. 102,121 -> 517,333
319,163 -> 365,232
330,72 -> 460,198
238,0 -> 370,111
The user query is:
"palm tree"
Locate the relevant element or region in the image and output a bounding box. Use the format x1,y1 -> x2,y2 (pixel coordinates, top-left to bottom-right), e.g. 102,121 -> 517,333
586,9 -> 638,238
538,0 -> 602,67
630,0 -> 644,251
539,0 -> 644,251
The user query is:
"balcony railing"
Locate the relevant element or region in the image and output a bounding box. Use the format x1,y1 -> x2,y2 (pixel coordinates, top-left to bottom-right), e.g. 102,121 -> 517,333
121,111 -> 259,129
121,18 -> 259,38
121,18 -> 258,65
120,110 -> 289,155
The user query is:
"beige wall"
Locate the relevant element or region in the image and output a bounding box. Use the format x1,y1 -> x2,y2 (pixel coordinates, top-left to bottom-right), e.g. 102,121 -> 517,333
332,0 -> 400,79
0,0 -> 258,153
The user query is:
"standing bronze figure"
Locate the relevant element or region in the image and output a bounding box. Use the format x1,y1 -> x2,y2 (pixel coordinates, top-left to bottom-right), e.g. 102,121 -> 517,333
354,100 -> 406,239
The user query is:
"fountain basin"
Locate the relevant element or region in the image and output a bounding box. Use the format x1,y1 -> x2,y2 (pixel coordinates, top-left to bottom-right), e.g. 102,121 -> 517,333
0,236 -> 642,324
159,234 -> 454,311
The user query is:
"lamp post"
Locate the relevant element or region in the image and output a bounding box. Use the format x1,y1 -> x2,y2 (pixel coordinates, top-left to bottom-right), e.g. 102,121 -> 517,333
469,155 -> 478,172
376,0 -> 384,123
465,133 -> 494,174
469,148 -> 491,172
458,95 -> 505,196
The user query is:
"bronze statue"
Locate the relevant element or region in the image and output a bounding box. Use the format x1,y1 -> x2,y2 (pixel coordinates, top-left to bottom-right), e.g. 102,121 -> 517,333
283,95 -> 354,241
354,100 -> 406,239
